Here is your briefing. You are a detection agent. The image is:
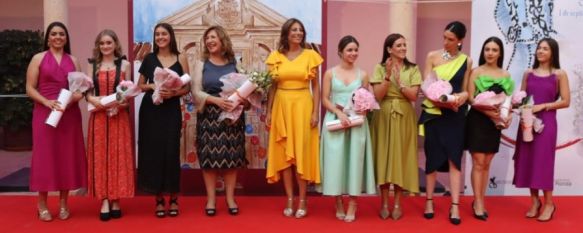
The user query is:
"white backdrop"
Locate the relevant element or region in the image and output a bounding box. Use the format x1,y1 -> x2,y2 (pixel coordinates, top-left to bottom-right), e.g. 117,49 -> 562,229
466,0 -> 583,196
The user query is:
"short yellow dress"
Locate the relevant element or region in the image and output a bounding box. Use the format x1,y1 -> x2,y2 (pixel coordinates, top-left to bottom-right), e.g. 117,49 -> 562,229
265,49 -> 323,184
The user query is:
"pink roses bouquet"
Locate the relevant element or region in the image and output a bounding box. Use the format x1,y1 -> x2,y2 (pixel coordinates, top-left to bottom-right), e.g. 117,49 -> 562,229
152,67 -> 191,105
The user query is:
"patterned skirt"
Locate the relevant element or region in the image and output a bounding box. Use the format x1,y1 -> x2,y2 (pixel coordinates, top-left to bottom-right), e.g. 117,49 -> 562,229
196,104 -> 247,169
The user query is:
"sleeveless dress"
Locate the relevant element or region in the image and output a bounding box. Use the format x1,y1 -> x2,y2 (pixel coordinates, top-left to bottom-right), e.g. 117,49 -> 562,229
370,64 -> 421,193
196,60 -> 247,169
29,51 -> 87,191
419,54 -> 468,173
87,66 -> 135,199
137,53 -> 183,194
265,49 -> 323,184
466,76 -> 514,153
319,69 -> 376,196
513,72 -> 559,191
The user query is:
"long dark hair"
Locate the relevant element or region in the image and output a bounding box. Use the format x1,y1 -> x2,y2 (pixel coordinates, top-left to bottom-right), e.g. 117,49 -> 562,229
277,18 -> 307,54
153,23 -> 180,55
379,33 -> 415,68
43,21 -> 71,54
533,38 -> 560,69
478,36 -> 504,68
337,35 -> 359,56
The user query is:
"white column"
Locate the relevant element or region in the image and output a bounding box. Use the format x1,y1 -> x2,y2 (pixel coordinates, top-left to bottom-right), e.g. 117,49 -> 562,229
43,0 -> 68,30
389,0 -> 417,61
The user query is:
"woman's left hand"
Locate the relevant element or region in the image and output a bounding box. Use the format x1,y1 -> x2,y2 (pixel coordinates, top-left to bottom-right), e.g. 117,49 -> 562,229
159,89 -> 176,99
71,91 -> 83,103
310,113 -> 318,128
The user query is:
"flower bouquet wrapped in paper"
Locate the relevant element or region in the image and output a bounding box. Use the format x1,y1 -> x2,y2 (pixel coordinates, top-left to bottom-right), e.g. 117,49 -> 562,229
217,71 -> 272,121
326,87 -> 379,131
46,72 -> 94,127
152,67 -> 191,105
421,71 -> 456,104
88,80 -> 142,113
519,95 -> 544,142
472,91 -> 509,127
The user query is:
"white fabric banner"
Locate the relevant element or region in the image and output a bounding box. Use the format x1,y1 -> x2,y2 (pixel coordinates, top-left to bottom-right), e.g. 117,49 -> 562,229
467,0 -> 583,195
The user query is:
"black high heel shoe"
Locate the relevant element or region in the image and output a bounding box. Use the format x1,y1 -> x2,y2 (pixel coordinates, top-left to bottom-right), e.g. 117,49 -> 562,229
227,201 -> 239,216
472,201 -> 487,221
110,209 -> 122,219
205,202 -> 217,217
423,199 -> 434,219
168,197 -> 179,217
449,203 -> 461,225
155,197 -> 166,218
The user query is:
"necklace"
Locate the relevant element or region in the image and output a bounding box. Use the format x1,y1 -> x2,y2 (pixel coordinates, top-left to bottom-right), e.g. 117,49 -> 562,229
441,50 -> 458,61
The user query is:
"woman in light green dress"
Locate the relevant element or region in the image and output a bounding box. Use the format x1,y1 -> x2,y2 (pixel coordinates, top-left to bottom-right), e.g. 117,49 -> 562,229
370,33 -> 421,220
320,35 -> 376,223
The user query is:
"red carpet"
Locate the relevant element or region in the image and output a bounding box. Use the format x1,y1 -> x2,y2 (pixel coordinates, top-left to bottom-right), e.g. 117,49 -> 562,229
0,196 -> 581,233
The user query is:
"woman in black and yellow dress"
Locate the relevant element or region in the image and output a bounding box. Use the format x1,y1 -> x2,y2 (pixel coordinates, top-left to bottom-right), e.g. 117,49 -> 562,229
419,21 -> 472,225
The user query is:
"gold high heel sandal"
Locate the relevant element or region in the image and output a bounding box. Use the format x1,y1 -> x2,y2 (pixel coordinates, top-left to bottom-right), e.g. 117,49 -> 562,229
58,207 -> 70,220
295,199 -> 307,218
335,199 -> 346,220
283,198 -> 294,217
379,204 -> 390,220
38,208 -> 53,222
392,204 -> 403,220
344,202 -> 357,223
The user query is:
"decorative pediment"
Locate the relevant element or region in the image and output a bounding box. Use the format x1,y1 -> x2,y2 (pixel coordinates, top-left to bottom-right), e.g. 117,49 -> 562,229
160,0 -> 287,29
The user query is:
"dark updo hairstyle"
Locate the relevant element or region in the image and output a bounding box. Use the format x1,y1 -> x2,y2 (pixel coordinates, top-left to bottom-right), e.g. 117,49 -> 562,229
337,35 -> 359,57
478,36 -> 504,68
533,38 -> 561,69
44,21 -> 71,54
379,33 -> 416,69
445,21 -> 466,50
277,18 -> 307,54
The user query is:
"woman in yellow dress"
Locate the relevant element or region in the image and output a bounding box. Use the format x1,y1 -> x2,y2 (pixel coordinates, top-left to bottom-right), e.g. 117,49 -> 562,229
265,18 -> 323,218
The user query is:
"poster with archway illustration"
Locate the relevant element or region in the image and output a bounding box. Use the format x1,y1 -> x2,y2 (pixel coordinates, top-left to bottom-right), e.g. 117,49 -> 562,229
132,0 -> 323,169
468,0 -> 583,195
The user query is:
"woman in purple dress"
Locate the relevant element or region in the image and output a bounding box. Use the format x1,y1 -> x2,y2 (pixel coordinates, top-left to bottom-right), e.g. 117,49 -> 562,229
513,38 -> 570,222
25,21 -> 86,222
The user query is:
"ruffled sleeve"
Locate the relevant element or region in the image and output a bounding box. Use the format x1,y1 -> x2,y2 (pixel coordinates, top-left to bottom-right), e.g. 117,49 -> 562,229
305,49 -> 323,80
265,51 -> 282,81
370,64 -> 385,84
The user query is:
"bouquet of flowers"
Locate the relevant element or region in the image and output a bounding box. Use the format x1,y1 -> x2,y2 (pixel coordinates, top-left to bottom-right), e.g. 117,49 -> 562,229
472,91 -> 508,127
518,95 -> 544,142
421,71 -> 456,104
325,87 -> 379,131
217,71 -> 273,121
87,80 -> 142,116
152,67 -> 191,105
45,72 -> 94,127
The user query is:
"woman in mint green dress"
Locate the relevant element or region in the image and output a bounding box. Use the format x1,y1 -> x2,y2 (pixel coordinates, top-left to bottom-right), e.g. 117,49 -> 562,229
319,35 -> 376,223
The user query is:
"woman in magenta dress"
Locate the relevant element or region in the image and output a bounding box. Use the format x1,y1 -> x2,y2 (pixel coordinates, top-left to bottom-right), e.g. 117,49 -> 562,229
25,21 -> 86,222
513,38 -> 570,222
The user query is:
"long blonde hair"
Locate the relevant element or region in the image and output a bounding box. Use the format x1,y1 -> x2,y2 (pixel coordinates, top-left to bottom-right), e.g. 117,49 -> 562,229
91,29 -> 123,73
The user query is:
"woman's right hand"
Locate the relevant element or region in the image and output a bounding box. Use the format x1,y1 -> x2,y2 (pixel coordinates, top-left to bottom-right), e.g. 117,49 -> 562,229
265,112 -> 271,128
336,111 -> 351,127
87,96 -> 104,111
212,96 -> 237,112
43,99 -> 64,112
